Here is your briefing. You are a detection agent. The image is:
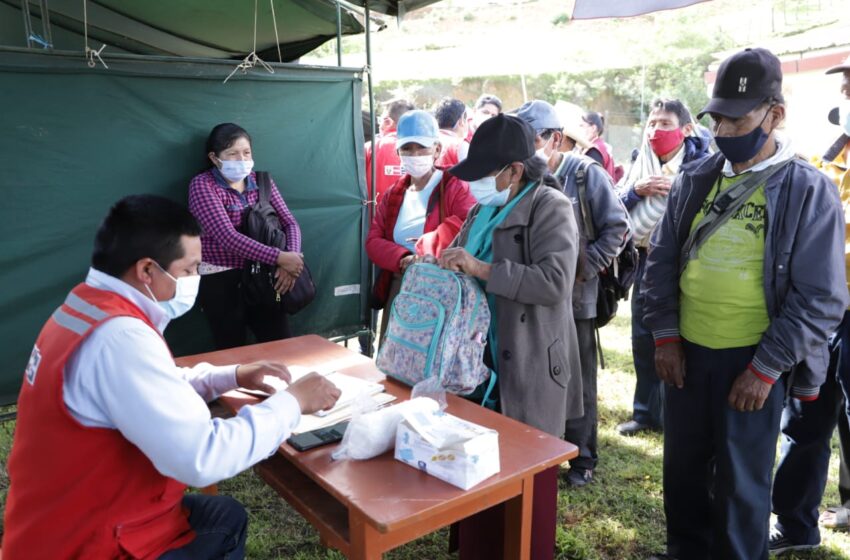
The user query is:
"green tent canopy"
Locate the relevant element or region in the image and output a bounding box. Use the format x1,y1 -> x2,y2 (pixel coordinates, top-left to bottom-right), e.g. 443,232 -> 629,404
1,0 -> 443,62
0,47 -> 371,405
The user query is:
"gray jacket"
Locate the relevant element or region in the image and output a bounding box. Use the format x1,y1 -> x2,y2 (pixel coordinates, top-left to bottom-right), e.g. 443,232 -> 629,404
556,154 -> 632,319
642,152 -> 848,398
453,183 -> 583,436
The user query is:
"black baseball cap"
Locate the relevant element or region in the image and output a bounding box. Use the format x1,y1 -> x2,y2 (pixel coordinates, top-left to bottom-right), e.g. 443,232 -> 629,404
450,114 -> 535,181
698,48 -> 783,119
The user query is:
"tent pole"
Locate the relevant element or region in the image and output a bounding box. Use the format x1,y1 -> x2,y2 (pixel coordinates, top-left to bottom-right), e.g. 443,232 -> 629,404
365,0 -> 377,355
336,2 -> 343,66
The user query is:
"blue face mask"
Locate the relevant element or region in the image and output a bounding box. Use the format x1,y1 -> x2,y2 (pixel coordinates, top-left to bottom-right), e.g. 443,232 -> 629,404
714,107 -> 772,164
145,262 -> 200,320
469,166 -> 511,207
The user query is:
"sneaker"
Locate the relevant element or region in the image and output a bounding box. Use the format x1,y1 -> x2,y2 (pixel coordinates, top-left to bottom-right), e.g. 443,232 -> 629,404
617,419 -> 661,436
768,527 -> 819,555
564,468 -> 593,488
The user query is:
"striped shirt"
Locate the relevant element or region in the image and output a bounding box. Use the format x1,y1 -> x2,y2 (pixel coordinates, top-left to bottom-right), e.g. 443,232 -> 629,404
188,169 -> 301,269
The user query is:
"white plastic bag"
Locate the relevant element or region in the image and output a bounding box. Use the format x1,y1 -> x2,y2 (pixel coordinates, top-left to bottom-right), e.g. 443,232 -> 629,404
331,396 -> 440,461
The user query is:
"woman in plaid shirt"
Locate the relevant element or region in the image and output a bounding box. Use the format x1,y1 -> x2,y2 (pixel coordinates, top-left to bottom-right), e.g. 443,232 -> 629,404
189,123 -> 303,349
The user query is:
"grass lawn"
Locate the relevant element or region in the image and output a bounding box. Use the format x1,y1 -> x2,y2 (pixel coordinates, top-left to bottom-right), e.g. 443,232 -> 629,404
2,307 -> 850,558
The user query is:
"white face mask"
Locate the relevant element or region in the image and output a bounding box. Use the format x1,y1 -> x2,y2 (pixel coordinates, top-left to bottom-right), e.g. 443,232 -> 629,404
145,262 -> 200,320
217,158 -> 254,183
400,155 -> 434,178
840,99 -> 850,137
535,136 -> 553,162
469,166 -> 511,207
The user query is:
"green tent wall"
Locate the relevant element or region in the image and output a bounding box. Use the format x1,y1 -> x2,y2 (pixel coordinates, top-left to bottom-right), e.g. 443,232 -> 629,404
0,48 -> 370,405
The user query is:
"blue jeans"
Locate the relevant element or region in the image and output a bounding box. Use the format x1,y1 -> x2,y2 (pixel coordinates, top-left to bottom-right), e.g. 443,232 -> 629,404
159,495 -> 248,560
772,310 -> 850,545
664,340 -> 785,560
631,248 -> 664,428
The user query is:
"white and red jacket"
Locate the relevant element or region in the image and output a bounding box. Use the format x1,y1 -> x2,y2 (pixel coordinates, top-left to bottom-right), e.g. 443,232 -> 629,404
3,284 -> 194,559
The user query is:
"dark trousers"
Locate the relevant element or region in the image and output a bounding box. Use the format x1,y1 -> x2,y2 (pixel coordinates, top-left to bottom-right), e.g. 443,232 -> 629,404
665,340 -> 785,560
197,269 -> 291,350
563,318 -> 598,470
631,249 -> 664,428
159,495 -> 248,560
773,310 -> 850,545
457,466 -> 559,560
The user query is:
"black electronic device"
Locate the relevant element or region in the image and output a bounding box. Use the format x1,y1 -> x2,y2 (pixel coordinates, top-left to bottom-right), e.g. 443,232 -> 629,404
286,421 -> 349,452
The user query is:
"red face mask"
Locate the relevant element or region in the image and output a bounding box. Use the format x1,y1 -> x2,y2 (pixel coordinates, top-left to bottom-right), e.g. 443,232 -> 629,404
649,127 -> 685,157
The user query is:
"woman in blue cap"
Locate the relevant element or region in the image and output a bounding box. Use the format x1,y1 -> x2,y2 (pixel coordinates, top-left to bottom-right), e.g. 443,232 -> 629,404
366,110 -> 476,344
439,113 -> 582,560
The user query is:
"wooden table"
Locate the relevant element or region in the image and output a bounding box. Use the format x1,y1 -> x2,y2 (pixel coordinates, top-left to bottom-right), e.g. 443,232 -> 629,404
176,335 -> 577,560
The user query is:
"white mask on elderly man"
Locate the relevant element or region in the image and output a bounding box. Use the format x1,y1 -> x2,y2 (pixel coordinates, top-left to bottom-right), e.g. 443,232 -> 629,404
535,136 -> 553,162
400,155 -> 434,178
217,158 -> 254,183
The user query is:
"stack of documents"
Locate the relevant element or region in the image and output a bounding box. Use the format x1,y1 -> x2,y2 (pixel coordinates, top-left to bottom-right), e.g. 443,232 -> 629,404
238,366 -> 395,433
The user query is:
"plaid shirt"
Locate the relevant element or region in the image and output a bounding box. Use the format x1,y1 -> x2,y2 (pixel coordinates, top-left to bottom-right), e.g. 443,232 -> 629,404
188,169 -> 301,268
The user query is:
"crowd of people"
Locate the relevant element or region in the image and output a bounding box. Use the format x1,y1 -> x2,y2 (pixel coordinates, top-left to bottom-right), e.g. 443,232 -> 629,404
4,46 -> 850,560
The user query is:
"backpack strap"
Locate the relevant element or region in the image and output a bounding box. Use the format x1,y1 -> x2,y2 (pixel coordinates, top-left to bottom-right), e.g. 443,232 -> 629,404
256,171 -> 271,205
575,161 -> 597,242
481,370 -> 498,410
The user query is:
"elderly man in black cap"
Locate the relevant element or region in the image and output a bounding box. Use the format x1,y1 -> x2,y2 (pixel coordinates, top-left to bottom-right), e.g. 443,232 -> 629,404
515,100 -> 631,487
769,52 -> 850,554
642,47 -> 848,560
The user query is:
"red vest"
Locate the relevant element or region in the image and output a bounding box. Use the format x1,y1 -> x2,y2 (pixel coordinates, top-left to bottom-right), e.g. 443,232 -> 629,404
436,129 -> 464,169
3,283 -> 194,559
365,131 -> 403,203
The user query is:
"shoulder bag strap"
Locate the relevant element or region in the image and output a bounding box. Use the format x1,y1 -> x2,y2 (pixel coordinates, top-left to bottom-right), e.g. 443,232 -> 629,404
678,160 -> 792,275
256,171 -> 271,205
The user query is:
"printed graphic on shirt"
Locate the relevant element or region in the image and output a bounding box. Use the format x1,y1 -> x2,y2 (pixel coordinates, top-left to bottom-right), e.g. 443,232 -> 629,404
25,345 -> 41,386
384,165 -> 404,176
679,179 -> 770,349
694,186 -> 766,268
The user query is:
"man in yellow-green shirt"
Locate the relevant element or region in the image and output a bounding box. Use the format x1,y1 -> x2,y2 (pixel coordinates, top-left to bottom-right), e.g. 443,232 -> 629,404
642,48 -> 848,560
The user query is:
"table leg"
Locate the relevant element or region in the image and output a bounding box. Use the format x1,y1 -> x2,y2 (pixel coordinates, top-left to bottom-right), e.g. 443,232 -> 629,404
349,510 -> 384,560
503,474 -> 535,560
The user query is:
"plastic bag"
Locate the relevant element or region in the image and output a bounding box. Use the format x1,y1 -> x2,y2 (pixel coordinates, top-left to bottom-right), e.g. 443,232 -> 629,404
410,376 -> 448,411
331,396 -> 440,461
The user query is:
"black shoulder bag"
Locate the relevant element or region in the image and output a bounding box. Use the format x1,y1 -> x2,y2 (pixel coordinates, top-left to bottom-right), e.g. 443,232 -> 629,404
241,172 -> 316,314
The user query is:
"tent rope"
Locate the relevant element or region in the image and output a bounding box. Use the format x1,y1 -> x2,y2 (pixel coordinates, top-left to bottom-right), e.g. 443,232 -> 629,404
270,0 -> 282,63
82,0 -> 108,69
223,0 -> 275,83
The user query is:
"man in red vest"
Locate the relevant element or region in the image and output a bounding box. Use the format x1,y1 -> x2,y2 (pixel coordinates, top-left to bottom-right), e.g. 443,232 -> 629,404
2,195 -> 340,559
435,97 -> 471,168
365,98 -> 415,203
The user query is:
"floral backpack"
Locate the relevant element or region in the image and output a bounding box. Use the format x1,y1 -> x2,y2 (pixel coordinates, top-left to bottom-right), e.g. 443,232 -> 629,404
376,263 -> 493,397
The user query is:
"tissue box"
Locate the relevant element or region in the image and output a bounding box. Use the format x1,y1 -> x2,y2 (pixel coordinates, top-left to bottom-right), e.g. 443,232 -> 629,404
394,410 -> 500,490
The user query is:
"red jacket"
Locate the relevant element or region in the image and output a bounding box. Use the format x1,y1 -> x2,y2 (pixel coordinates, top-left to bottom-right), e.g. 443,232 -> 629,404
3,284 -> 193,560
365,130 -> 403,203
588,137 -> 617,180
366,169 -> 476,306
435,129 -> 469,169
